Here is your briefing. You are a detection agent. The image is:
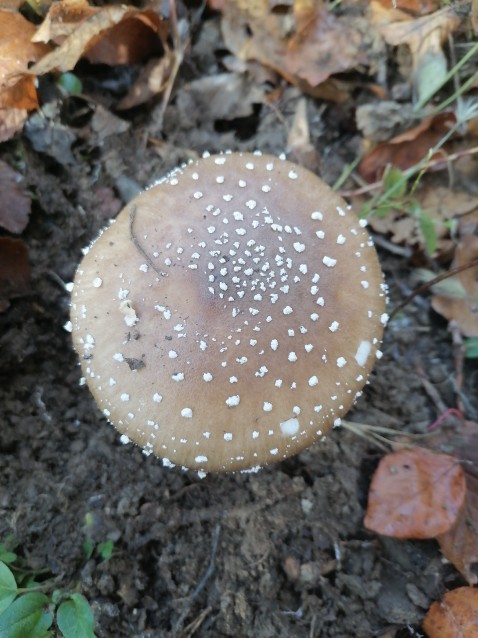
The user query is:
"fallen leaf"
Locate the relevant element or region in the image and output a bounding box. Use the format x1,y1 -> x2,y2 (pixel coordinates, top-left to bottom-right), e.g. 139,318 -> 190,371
116,56 -> 173,111
373,0 -> 438,15
0,107 -> 28,144
220,1 -> 366,93
0,10 -> 50,140
0,11 -> 49,109
378,6 -> 461,103
423,587 -> 478,637
31,5 -> 167,75
358,112 -> 456,182
437,474 -> 478,585
24,102 -> 77,166
0,237 -> 31,312
431,234 -> 478,337
175,72 -> 266,125
287,97 -> 321,173
364,447 -> 466,539
429,420 -> 478,583
0,160 -> 31,233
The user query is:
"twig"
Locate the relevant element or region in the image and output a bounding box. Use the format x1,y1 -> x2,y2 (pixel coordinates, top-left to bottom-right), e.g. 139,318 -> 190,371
389,257 -> 478,321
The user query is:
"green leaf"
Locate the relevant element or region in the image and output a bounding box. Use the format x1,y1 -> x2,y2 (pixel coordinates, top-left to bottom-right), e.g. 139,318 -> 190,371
0,592 -> 53,637
82,539 -> 94,561
96,540 -> 113,561
57,594 -> 96,638
57,73 -> 83,95
464,338 -> 478,359
418,212 -> 437,256
0,544 -> 17,565
0,562 -> 18,615
383,166 -> 407,200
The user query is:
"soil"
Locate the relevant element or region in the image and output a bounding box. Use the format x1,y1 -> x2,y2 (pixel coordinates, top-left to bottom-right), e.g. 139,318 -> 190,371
1,6 -> 477,638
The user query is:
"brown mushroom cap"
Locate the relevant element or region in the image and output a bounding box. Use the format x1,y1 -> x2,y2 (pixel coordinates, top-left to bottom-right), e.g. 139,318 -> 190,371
70,152 -> 387,474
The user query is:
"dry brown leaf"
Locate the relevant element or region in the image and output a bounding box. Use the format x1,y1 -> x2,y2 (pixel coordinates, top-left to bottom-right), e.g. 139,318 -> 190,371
380,6 -> 460,49
287,97 -> 321,173
431,234 -> 478,337
0,107 -> 28,143
437,474 -> 478,585
428,420 -> 478,583
373,0 -> 438,16
423,587 -> 478,636
32,0 -> 96,43
116,56 -> 173,111
31,5 -> 167,74
0,160 -> 31,233
364,447 -> 466,539
0,237 -> 30,313
220,0 -> 365,94
358,112 -> 456,182
0,10 -> 49,124
378,6 -> 461,100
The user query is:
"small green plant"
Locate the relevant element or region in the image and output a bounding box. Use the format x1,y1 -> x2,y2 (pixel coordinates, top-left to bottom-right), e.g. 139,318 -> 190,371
0,541 -> 96,638
82,512 -> 115,562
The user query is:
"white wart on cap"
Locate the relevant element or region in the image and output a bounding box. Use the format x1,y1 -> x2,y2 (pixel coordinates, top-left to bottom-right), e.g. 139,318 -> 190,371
70,152 -> 387,473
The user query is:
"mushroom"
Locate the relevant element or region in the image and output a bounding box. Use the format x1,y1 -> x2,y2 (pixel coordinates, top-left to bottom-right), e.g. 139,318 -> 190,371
70,152 -> 387,474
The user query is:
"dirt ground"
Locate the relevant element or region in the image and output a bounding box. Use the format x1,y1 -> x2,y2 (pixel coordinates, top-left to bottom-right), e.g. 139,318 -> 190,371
1,6 -> 477,638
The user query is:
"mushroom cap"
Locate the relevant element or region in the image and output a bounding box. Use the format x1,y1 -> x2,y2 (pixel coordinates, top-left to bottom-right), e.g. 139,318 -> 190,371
70,152 -> 387,473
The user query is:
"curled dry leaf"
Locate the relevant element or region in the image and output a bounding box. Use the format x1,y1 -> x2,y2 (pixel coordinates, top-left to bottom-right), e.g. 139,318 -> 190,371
364,447 -> 466,539
431,234 -> 478,337
0,237 -> 31,313
0,159 -> 31,234
31,3 -> 168,74
423,587 -> 478,637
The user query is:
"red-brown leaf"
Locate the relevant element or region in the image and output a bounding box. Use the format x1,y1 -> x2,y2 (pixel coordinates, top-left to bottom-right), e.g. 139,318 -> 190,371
364,447 -> 466,539
423,587 -> 478,637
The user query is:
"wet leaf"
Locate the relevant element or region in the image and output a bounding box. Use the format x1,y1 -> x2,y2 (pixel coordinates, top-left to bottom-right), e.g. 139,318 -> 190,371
364,448 -> 466,539
0,238 -> 31,313
423,587 -> 478,637
0,160 -> 31,233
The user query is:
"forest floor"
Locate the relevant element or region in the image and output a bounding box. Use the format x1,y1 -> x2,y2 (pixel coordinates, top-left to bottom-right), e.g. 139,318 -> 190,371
1,2 -> 478,637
